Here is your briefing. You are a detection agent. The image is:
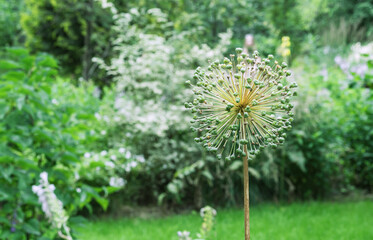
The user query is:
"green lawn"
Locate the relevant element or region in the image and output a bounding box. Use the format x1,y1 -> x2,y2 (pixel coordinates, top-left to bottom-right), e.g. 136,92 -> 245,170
75,201 -> 373,240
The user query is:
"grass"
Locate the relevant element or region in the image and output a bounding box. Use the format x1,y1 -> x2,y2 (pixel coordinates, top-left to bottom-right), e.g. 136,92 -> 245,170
75,201 -> 373,240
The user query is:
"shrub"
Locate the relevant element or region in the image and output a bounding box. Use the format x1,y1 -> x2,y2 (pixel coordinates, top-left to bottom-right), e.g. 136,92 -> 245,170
0,48 -> 120,239
21,0 -> 113,80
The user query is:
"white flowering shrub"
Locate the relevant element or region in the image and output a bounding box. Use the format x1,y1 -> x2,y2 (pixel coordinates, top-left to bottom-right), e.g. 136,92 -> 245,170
0,49 -> 123,238
93,2 -> 233,206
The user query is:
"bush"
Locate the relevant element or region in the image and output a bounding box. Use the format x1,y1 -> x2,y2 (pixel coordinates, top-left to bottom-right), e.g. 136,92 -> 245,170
0,0 -> 24,47
0,48 -> 120,239
21,0 -> 113,80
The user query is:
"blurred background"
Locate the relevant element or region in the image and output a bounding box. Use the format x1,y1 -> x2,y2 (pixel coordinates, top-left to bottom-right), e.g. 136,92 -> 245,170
0,0 -> 372,239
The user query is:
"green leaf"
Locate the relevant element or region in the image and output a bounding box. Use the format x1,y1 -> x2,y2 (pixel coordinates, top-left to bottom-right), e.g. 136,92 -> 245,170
0,186 -> 12,201
288,151 -> 306,172
81,185 -> 108,211
0,100 -> 9,119
167,183 -> 178,195
37,55 -> 58,69
69,216 -> 88,225
248,167 -> 261,179
6,47 -> 29,57
94,195 -> 109,211
0,216 -> 8,224
157,193 -> 166,205
22,220 -> 40,235
202,170 -> 213,180
1,71 -> 26,82
0,60 -> 22,70
229,160 -> 242,171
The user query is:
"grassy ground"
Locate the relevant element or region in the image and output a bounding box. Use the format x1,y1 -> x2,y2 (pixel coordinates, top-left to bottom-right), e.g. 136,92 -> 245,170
75,201 -> 373,240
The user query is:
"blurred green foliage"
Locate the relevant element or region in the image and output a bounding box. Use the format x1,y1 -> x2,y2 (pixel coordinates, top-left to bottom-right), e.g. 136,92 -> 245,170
21,0 -> 113,80
0,48 -> 121,238
0,0 -> 373,236
0,0 -> 24,46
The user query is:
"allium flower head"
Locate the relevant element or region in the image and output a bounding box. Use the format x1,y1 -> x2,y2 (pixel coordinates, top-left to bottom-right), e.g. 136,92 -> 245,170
185,49 -> 297,160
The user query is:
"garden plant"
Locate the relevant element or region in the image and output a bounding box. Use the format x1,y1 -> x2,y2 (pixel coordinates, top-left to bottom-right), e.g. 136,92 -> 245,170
186,48 -> 297,239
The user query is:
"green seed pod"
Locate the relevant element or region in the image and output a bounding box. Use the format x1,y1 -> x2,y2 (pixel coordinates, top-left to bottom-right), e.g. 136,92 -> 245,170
290,82 -> 298,88
239,139 -> 248,145
236,48 -> 243,54
252,100 -> 258,106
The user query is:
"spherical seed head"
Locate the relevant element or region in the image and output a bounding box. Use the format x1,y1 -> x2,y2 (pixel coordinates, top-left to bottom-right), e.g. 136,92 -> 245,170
185,51 -> 297,159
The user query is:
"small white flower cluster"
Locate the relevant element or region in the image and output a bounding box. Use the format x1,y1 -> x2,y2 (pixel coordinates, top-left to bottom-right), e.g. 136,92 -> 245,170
177,206 -> 217,240
95,0 -> 117,14
32,172 -> 72,240
109,177 -> 126,188
81,147 -> 145,189
335,42 -> 373,81
177,231 -> 192,240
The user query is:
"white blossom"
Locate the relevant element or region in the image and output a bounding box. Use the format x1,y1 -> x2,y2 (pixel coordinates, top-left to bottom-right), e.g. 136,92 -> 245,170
105,161 -> 115,168
129,161 -> 137,168
114,116 -> 121,122
100,150 -> 108,156
32,172 -> 72,240
94,113 -> 101,120
136,155 -> 145,163
177,231 -> 191,240
109,177 -> 126,188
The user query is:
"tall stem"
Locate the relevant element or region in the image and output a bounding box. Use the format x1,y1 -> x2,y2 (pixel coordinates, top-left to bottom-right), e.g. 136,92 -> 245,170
243,144 -> 250,240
